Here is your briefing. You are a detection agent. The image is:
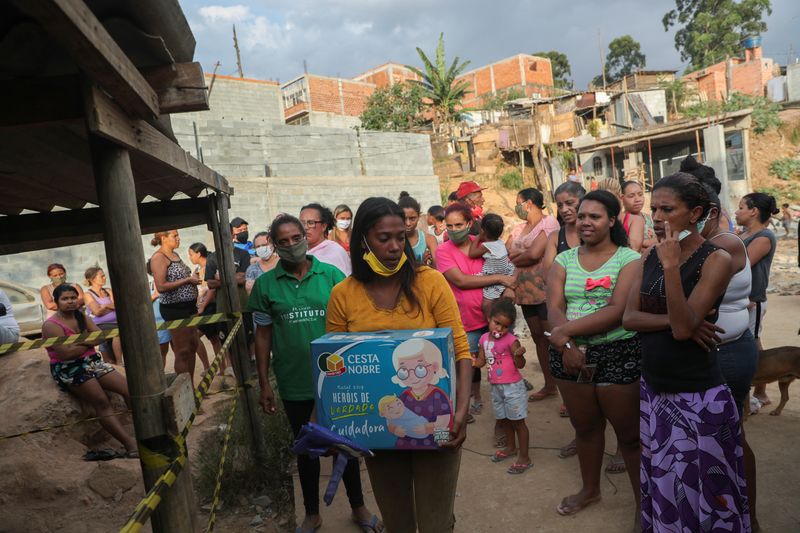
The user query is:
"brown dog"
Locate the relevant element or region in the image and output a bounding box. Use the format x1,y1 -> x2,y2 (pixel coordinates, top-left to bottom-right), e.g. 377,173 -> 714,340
750,345 -> 800,416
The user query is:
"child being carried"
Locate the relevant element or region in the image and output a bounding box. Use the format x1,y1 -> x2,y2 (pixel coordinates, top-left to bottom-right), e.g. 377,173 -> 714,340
469,213 -> 515,319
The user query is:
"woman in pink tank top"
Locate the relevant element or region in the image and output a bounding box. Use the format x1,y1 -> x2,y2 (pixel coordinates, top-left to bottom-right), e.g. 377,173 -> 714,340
42,284 -> 138,458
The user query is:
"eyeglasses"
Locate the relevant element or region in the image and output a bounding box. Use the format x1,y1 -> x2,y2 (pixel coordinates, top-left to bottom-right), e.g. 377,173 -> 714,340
396,363 -> 432,380
301,220 -> 322,228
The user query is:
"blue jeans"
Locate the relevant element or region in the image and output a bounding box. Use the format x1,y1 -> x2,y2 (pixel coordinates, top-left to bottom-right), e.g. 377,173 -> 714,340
717,329 -> 758,419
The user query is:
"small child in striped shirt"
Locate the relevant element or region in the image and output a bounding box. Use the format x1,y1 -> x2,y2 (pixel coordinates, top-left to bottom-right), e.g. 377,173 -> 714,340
469,213 -> 515,319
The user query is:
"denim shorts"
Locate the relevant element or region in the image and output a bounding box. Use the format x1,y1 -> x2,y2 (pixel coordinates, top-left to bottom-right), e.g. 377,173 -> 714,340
466,327 -> 488,355
491,380 -> 528,420
717,329 -> 758,419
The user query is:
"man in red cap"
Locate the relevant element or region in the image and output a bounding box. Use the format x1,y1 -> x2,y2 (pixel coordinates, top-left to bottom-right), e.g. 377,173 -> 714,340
456,180 -> 486,234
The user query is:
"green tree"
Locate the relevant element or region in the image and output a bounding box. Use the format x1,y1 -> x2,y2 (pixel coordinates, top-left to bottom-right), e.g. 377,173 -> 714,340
534,50 -> 573,89
662,0 -> 772,71
407,33 -> 471,133
590,35 -> 646,87
682,92 -> 782,134
605,35 -> 646,82
360,82 -> 424,131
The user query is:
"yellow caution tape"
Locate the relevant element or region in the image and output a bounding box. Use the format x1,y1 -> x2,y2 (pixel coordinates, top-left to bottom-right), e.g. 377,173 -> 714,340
0,312 -> 242,356
205,394 -> 238,533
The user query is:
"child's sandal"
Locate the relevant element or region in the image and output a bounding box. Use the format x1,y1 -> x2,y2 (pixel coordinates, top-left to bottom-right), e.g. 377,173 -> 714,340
491,450 -> 514,463
507,462 -> 533,474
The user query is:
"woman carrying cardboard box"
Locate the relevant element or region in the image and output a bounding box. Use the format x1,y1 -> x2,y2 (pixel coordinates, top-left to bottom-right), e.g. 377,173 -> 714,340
326,196 -> 474,533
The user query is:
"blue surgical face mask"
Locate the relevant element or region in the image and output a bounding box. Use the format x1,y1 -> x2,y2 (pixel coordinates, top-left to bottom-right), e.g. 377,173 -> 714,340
695,212 -> 712,234
678,230 -> 691,241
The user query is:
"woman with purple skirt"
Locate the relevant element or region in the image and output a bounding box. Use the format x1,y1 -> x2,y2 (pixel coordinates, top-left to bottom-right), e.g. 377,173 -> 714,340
623,173 -> 750,532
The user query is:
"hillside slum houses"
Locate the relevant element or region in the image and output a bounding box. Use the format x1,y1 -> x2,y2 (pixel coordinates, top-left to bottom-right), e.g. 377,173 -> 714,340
452,39 -> 794,215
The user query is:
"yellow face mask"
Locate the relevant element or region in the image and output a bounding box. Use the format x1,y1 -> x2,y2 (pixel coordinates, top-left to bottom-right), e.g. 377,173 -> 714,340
362,241 -> 408,277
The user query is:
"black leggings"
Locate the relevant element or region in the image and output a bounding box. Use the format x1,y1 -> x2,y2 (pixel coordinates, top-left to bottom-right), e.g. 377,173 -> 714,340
282,399 -> 365,515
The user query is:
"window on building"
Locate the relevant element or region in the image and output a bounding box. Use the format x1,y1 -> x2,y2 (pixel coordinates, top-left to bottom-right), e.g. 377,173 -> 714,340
725,131 -> 746,181
593,156 -> 603,175
283,80 -> 308,110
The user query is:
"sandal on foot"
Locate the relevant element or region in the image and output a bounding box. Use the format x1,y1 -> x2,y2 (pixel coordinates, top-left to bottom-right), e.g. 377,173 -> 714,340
494,434 -> 508,449
528,390 -> 557,402
470,401 -> 483,415
558,440 -> 577,459
491,450 -> 514,463
559,404 -> 570,417
507,462 -> 533,474
605,455 -> 626,474
466,413 -> 475,424
83,449 -> 119,461
556,495 -> 601,516
352,514 -> 384,533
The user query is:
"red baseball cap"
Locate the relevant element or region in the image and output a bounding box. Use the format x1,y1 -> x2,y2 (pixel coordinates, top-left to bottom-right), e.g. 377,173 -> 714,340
455,180 -> 486,199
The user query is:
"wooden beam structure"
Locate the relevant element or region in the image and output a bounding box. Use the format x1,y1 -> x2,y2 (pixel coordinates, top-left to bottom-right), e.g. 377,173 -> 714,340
88,135 -> 196,532
1,63 -> 208,129
84,84 -> 230,194
14,0 -> 160,119
0,197 -> 210,255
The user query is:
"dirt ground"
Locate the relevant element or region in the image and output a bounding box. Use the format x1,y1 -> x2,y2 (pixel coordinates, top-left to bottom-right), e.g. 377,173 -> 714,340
288,247 -> 800,533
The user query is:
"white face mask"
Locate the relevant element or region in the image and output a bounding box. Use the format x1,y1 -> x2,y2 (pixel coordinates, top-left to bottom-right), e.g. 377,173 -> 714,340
336,219 -> 351,230
255,245 -> 273,259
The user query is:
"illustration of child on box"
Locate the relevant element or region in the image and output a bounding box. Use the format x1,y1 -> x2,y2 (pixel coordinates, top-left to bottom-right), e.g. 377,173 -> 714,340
387,338 -> 452,448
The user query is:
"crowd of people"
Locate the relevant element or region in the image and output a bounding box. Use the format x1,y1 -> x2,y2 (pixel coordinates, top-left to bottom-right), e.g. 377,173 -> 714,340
22,153 -> 789,532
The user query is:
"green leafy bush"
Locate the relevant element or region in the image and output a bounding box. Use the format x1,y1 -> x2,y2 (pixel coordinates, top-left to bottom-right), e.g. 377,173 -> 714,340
769,157 -> 800,181
683,92 -> 782,135
499,170 -> 524,190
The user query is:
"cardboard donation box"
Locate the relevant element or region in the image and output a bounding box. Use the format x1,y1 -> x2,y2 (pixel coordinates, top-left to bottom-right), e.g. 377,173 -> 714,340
311,329 -> 457,450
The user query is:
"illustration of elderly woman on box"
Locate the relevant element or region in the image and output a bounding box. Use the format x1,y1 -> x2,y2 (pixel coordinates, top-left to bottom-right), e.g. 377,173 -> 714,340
382,338 -> 453,448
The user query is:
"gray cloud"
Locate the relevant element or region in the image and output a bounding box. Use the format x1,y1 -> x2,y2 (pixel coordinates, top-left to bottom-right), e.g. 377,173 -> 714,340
182,0 -> 798,87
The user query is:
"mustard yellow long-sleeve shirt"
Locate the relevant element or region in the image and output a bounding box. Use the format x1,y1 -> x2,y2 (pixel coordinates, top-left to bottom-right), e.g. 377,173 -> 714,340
326,266 -> 472,362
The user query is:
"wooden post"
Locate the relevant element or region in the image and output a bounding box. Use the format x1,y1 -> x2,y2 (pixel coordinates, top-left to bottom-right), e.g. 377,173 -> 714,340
88,135 -> 196,533
610,146 -> 616,179
695,130 -> 703,162
208,194 -> 268,462
647,138 -> 655,189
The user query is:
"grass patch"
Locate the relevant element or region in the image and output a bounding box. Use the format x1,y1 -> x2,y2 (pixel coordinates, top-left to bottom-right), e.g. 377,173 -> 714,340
499,170 -> 523,190
769,157 -> 800,181
194,391 -> 295,524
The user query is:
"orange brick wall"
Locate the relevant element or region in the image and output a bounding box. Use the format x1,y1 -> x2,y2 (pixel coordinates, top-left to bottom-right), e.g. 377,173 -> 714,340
457,54 -> 555,107
354,64 -> 420,88
284,101 -> 309,120
307,76 -> 375,117
731,60 -> 773,97
360,70 -> 390,87
682,51 -> 773,101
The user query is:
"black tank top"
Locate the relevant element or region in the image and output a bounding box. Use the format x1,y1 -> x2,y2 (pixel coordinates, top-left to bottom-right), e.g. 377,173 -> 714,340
639,241 -> 725,393
556,225 -> 572,254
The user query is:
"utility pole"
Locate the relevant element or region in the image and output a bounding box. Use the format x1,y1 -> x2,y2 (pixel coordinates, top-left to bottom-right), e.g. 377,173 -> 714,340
233,25 -> 244,78
597,30 -> 607,90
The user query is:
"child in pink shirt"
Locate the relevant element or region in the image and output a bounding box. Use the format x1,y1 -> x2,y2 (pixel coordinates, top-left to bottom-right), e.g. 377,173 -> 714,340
476,298 -> 532,474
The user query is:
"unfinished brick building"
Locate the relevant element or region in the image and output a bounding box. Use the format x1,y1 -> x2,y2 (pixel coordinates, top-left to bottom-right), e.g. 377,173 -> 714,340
682,43 -> 775,101
455,53 -> 555,108
281,74 -> 375,127
353,62 -> 421,88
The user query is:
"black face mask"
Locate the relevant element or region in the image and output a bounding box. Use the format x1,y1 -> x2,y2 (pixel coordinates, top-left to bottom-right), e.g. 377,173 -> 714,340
235,231 -> 249,244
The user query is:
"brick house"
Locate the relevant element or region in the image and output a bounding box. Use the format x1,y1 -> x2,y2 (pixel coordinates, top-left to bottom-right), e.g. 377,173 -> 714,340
281,74 -> 376,127
353,62 -> 421,88
682,45 -> 775,101
455,53 -> 555,108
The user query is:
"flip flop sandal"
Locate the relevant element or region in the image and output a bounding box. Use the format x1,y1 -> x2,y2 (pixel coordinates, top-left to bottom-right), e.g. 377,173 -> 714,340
507,462 -> 533,474
605,456 -> 626,474
470,401 -> 483,415
558,440 -> 577,459
352,514 -> 384,533
491,450 -> 514,463
559,404 -> 570,417
556,495 -> 602,516
83,449 -> 120,461
528,390 -> 557,402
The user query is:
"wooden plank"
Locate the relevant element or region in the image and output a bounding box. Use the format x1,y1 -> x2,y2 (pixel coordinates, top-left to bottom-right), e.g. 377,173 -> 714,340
0,63 -> 208,128
163,373 -> 195,436
0,197 -> 211,255
14,0 -> 160,119
142,62 -> 209,114
84,83 -> 230,194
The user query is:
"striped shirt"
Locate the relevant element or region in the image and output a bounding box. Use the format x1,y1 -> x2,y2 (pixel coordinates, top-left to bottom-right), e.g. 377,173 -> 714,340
554,246 -> 640,345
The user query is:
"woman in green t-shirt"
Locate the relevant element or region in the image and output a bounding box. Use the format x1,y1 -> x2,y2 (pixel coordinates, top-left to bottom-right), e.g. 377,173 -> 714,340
248,214 -> 382,533
545,190 -> 641,524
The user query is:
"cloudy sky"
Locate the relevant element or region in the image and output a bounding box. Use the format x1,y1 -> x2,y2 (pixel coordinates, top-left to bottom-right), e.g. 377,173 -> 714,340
180,0 -> 798,88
